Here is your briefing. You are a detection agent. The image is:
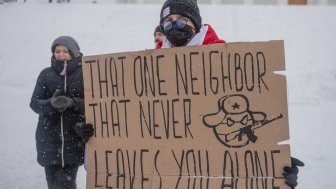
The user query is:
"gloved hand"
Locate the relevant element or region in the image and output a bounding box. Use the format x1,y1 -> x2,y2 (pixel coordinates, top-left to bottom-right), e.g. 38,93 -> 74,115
75,122 -> 94,144
50,89 -> 74,112
283,157 -> 305,189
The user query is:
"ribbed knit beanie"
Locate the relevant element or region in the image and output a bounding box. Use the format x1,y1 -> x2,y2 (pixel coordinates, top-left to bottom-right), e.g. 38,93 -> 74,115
154,25 -> 163,35
160,0 -> 202,32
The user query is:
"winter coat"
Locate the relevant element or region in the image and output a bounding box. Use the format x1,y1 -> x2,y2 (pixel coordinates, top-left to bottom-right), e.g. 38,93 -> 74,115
30,55 -> 85,167
156,24 -> 225,49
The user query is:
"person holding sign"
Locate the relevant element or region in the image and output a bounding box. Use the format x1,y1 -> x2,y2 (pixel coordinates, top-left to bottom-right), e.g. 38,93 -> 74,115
30,36 -> 93,189
156,0 -> 303,188
157,0 -> 225,48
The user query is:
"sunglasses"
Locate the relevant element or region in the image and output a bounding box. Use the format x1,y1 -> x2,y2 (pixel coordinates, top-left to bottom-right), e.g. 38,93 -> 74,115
161,17 -> 190,32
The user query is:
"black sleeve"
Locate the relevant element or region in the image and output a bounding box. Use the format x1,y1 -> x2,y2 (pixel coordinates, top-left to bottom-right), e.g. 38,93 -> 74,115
72,97 -> 85,113
30,70 -> 58,117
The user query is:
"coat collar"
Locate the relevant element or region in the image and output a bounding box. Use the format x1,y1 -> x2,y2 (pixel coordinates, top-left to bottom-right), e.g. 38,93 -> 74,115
51,54 -> 82,74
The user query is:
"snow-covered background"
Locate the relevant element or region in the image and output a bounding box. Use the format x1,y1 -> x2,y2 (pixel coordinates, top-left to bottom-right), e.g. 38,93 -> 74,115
1,1 -> 335,188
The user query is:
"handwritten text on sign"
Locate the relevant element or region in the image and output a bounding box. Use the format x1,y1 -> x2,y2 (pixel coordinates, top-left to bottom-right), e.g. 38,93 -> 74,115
82,41 -> 291,189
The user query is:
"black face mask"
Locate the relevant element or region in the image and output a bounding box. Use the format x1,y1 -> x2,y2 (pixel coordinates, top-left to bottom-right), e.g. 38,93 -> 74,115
164,22 -> 195,47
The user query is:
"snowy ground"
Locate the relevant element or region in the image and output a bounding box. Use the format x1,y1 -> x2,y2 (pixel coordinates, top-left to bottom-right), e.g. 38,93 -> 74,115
0,1 -> 336,189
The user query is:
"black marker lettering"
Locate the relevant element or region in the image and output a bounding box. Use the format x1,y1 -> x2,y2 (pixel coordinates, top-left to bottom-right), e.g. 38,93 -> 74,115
156,55 -> 167,96
116,149 -> 125,189
100,102 -> 109,138
118,56 -> 126,97
105,150 -> 113,189
89,103 -> 98,137
140,149 -> 149,189
209,51 -> 219,94
175,54 -> 188,95
94,150 -> 103,187
234,53 -> 243,92
257,52 -> 269,93
134,56 -> 144,97
244,52 -> 255,91
190,52 -> 200,95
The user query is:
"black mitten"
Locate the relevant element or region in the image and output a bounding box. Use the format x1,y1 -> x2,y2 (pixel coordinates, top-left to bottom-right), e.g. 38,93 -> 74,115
75,122 -> 94,144
51,90 -> 74,112
283,157 -> 305,189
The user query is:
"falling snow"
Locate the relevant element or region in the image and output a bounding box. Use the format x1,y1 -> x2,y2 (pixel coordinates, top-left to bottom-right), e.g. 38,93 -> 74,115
0,1 -> 336,189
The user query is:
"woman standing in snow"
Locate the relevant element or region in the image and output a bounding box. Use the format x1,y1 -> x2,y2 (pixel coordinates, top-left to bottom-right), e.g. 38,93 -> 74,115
30,36 -> 93,189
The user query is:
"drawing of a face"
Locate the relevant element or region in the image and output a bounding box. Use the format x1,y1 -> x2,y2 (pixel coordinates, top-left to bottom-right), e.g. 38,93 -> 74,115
203,94 -> 266,148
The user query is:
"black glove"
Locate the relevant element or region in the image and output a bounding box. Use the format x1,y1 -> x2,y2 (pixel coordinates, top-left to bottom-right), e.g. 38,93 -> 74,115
75,122 -> 94,144
283,157 -> 305,189
51,89 -> 74,112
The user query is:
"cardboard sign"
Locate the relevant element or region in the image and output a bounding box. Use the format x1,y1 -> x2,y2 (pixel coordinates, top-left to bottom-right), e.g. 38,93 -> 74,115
82,41 -> 291,189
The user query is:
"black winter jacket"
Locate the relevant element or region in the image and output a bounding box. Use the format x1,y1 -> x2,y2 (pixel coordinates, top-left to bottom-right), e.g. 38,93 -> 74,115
30,55 -> 85,166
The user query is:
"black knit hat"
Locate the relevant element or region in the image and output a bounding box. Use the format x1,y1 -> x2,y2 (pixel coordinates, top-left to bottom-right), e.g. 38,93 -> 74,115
51,36 -> 81,58
160,0 -> 202,33
154,25 -> 163,35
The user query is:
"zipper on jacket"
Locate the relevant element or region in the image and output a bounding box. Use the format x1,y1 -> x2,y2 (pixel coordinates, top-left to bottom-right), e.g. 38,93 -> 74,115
60,60 -> 67,167
61,113 -> 65,167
